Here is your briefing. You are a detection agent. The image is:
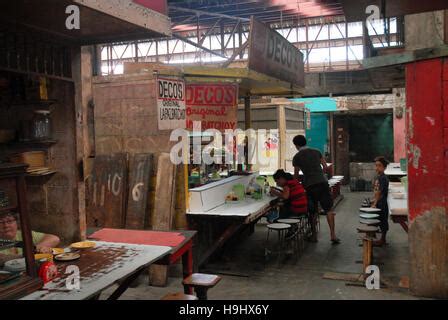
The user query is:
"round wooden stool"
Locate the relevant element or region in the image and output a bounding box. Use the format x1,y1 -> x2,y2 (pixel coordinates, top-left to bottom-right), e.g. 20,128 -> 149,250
162,292 -> 199,300
359,207 -> 381,214
182,273 -> 221,300
265,223 -> 291,258
357,225 -> 379,238
277,219 -> 302,254
359,218 -> 380,226
359,213 -> 380,220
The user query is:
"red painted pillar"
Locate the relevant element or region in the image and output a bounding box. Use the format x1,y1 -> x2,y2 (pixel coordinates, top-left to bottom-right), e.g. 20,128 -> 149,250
406,58 -> 448,298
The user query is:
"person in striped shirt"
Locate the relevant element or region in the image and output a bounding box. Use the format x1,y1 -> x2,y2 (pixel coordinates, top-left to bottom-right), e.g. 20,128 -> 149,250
270,169 -> 308,219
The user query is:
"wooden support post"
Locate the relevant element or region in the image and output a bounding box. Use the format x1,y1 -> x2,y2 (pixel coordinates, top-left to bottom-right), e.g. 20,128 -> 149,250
244,95 -> 251,130
71,46 -> 93,241
278,105 -> 286,169
244,95 -> 251,171
238,23 -> 244,59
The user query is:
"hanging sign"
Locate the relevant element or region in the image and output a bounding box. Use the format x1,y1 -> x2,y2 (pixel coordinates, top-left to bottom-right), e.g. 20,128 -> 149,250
157,76 -> 186,130
248,17 -> 304,87
186,83 -> 239,132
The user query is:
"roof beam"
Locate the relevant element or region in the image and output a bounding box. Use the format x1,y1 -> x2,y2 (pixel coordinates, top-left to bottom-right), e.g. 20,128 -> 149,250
172,33 -> 228,59
169,5 -> 250,22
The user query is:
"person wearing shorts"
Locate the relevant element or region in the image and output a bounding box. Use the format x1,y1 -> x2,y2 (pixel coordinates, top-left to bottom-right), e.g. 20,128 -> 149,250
292,135 -> 340,244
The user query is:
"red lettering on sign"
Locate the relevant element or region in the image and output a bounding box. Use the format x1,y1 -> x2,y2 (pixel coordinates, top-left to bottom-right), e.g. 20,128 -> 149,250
186,84 -> 237,107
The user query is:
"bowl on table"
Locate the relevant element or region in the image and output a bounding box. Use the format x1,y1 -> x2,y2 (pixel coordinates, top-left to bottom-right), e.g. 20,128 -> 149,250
35,253 -> 53,262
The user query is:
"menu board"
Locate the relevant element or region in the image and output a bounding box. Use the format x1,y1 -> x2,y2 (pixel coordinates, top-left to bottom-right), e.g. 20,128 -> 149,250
186,83 -> 239,132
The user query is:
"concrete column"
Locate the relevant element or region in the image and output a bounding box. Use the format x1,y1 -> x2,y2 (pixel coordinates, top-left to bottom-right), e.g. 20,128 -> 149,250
406,58 -> 448,298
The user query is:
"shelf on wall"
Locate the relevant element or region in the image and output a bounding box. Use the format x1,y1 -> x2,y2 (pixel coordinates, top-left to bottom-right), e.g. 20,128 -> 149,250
0,140 -> 57,149
0,205 -> 18,213
26,170 -> 57,178
9,99 -> 57,107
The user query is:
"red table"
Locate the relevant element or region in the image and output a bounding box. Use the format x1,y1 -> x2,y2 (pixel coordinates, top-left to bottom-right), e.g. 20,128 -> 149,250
87,228 -> 197,294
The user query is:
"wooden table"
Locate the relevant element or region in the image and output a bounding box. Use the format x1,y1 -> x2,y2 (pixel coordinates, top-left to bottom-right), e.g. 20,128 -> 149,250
87,228 -> 197,293
388,184 -> 409,233
187,195 -> 276,266
21,241 -> 170,300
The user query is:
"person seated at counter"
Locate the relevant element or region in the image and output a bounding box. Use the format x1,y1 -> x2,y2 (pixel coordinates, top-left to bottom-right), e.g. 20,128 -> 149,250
266,169 -> 308,223
371,156 -> 390,247
0,211 -> 60,262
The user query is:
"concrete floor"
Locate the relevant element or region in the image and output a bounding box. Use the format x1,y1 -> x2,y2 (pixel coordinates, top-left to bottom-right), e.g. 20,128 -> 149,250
103,189 -> 419,300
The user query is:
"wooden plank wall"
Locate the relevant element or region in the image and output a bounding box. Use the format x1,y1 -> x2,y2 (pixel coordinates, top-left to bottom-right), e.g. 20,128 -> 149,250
125,153 -> 153,229
92,74 -> 185,230
149,153 -> 177,287
85,153 -> 128,228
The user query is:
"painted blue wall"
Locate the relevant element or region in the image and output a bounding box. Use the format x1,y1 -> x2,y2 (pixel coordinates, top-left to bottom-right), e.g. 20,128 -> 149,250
291,97 -> 337,112
306,113 -> 329,155
291,98 -> 336,155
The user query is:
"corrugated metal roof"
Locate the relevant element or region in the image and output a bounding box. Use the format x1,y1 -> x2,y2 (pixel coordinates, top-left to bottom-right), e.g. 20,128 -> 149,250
168,0 -> 344,31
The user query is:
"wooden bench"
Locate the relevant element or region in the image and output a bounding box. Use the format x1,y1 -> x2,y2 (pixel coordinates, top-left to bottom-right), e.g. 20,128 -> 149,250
183,273 -> 221,300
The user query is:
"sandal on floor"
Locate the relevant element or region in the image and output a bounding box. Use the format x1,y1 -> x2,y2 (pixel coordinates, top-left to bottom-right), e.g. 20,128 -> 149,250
331,238 -> 341,245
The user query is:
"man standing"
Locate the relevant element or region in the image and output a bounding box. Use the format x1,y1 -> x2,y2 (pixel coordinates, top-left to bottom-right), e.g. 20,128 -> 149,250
292,135 -> 340,244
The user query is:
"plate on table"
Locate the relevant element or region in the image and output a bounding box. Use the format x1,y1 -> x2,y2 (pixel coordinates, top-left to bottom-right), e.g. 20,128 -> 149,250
4,258 -> 26,272
70,241 -> 96,250
359,207 -> 381,213
54,253 -> 80,262
52,248 -> 65,255
0,270 -> 20,284
360,213 -> 380,219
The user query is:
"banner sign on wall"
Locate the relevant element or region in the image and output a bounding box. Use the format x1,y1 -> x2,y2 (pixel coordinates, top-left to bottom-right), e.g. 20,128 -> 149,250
157,76 -> 186,130
186,83 -> 239,132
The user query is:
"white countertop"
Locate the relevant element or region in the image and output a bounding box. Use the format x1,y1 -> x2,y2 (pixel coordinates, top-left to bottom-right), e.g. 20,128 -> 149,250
385,163 -> 407,176
187,195 -> 275,219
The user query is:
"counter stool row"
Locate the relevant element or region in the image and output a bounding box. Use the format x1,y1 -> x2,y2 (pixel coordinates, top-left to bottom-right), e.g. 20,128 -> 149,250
265,215 -> 310,259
